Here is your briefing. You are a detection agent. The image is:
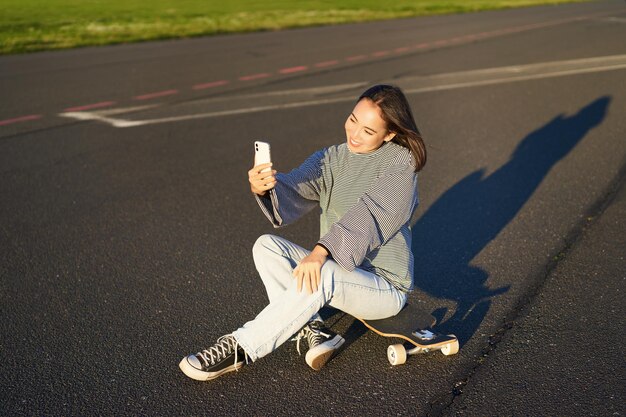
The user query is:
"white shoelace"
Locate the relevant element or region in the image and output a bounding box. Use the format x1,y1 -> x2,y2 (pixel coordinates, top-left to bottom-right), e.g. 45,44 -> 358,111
198,335 -> 250,368
292,324 -> 330,355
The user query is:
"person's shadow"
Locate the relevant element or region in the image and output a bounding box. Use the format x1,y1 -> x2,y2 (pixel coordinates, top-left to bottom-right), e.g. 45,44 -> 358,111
332,96 -> 611,349
410,96 -> 611,345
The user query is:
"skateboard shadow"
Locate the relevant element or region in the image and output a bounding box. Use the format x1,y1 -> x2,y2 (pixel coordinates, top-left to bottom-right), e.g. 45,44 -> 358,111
409,96 -> 611,345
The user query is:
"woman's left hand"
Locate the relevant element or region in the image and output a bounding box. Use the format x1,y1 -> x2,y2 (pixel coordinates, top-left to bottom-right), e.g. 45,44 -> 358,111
293,245 -> 329,294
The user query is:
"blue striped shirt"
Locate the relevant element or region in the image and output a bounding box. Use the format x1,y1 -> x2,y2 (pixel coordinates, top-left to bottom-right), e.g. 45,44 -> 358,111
256,141 -> 418,292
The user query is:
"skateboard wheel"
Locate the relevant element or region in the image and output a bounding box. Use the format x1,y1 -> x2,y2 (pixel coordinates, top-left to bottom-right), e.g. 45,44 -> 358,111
387,344 -> 407,365
441,339 -> 459,356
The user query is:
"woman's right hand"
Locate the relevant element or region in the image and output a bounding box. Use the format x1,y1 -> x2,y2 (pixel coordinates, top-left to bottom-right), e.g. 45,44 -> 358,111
248,163 -> 277,196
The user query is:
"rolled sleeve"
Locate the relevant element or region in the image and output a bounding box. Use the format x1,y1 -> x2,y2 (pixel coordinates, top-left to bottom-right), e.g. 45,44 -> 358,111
254,191 -> 283,227
254,149 -> 325,227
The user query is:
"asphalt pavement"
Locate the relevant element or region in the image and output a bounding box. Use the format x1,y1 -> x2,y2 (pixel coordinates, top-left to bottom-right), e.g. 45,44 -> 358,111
1,1 -> 625,415
443,157 -> 626,416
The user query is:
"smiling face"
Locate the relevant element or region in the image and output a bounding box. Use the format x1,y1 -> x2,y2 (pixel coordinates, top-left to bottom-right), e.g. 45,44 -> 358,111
345,98 -> 396,154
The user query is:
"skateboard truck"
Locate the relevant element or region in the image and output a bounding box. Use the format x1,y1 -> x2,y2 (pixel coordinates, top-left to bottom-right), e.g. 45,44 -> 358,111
356,304 -> 460,366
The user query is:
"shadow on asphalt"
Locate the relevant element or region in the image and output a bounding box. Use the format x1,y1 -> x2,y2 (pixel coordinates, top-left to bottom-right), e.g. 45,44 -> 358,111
409,95 -> 612,345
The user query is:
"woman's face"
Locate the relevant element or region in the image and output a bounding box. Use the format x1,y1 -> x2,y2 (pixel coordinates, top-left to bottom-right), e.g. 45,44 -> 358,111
345,98 -> 395,154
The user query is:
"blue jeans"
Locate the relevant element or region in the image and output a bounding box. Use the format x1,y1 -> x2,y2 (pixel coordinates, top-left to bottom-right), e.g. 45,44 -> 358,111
232,234 -> 407,361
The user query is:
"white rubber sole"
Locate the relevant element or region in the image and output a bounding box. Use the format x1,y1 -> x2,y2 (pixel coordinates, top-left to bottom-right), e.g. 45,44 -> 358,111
305,335 -> 345,371
179,356 -> 244,381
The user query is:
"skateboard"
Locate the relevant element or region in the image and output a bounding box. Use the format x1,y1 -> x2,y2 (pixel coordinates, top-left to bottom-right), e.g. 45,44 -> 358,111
356,303 -> 459,365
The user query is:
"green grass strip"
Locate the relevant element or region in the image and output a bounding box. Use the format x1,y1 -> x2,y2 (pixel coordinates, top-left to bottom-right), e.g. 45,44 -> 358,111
0,0 -> 592,55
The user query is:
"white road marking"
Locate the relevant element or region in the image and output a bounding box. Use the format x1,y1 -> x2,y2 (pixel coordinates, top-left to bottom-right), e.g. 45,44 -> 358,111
403,63 -> 626,95
601,16 -> 626,23
63,97 -> 357,127
178,81 -> 369,106
94,104 -> 159,115
407,54 -> 626,80
59,54 -> 626,128
62,111 -> 145,128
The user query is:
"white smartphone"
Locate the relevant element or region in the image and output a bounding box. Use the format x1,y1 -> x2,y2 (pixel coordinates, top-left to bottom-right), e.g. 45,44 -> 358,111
254,141 -> 272,173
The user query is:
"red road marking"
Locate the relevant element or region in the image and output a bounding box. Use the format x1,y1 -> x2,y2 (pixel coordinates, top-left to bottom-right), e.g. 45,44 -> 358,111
134,89 -> 178,100
279,66 -> 308,74
64,101 -> 115,112
193,80 -> 229,90
239,73 -> 271,81
0,114 -> 42,126
315,60 -> 339,68
7,10 -> 612,126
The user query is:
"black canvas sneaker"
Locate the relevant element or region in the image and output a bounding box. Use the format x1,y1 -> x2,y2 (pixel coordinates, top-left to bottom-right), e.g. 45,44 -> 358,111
179,334 -> 250,381
293,320 -> 345,370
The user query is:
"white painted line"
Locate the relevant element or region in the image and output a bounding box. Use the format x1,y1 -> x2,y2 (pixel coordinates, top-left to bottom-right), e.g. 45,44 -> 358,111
402,63 -> 626,96
601,16 -> 626,23
93,104 -> 159,116
58,84 -> 366,127
411,54 -> 626,81
59,55 -> 626,128
61,111 -> 145,127
58,104 -> 160,127
61,97 -> 353,127
160,82 -> 369,105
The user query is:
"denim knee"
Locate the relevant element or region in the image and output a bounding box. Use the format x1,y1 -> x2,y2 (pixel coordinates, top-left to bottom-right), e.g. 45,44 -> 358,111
252,234 -> 278,260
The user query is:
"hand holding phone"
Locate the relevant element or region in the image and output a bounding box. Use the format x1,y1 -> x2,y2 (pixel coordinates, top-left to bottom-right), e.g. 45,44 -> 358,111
250,141 -> 276,196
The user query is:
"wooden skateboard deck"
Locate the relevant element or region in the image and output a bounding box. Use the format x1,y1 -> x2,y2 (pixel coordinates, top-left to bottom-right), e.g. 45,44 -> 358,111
355,303 -> 459,364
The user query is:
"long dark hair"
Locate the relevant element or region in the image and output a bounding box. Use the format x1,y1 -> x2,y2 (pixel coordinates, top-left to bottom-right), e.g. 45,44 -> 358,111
359,84 -> 426,172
